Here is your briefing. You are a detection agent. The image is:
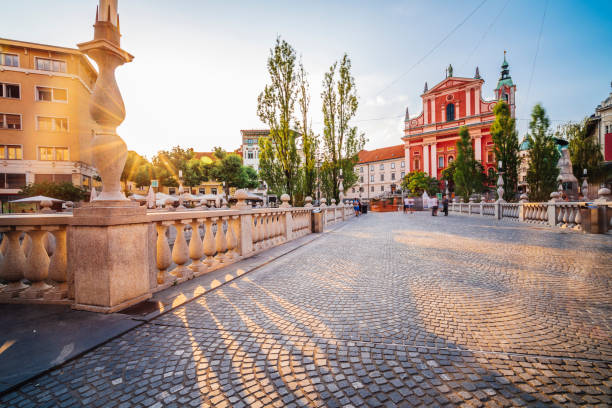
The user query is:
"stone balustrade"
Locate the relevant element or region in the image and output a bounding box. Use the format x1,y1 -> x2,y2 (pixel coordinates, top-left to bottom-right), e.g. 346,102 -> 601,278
449,196 -> 611,234
0,196 -> 354,311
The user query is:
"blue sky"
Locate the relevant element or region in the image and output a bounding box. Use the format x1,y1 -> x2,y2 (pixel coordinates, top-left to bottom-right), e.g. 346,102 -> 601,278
4,0 -> 612,157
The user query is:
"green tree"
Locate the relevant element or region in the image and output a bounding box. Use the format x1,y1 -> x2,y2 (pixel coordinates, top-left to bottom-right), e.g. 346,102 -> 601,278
211,153 -> 244,196
320,54 -> 366,201
121,151 -> 147,189
296,59 -> 318,202
526,104 -> 560,201
400,171 -> 440,196
152,146 -> 196,187
559,118 -> 605,183
132,163 -> 153,188
491,101 -> 520,201
454,127 -> 482,200
19,181 -> 86,202
239,166 -> 260,190
257,37 -> 301,200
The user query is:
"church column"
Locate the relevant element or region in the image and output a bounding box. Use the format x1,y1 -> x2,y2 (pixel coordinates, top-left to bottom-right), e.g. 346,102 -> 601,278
466,88 -> 472,116
431,143 -> 437,179
423,144 -> 430,176
405,145 -> 411,173
423,99 -> 428,124
474,134 -> 482,162
476,87 -> 481,114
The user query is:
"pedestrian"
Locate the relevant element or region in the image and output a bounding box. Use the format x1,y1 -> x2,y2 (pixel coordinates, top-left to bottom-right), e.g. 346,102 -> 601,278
408,197 -> 415,213
431,195 -> 438,216
442,194 -> 449,216
403,196 -> 410,214
354,199 -> 360,217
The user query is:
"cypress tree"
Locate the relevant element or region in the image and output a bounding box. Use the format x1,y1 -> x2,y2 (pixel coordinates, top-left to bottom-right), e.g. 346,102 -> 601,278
526,104 -> 560,201
491,101 -> 520,201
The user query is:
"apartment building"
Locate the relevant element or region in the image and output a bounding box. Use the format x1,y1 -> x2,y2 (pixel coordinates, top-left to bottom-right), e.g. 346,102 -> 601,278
346,144 -> 406,200
0,38 -> 98,202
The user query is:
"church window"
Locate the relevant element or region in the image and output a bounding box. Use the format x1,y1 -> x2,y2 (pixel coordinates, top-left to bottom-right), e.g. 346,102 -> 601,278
448,156 -> 454,163
414,158 -> 420,170
487,151 -> 494,163
446,103 -> 455,121
438,156 -> 444,168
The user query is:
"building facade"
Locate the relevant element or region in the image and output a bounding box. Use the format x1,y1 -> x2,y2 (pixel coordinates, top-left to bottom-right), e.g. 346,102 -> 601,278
346,145 -> 406,200
241,129 -> 269,171
0,38 -> 98,202
401,56 -> 516,183
590,83 -> 612,164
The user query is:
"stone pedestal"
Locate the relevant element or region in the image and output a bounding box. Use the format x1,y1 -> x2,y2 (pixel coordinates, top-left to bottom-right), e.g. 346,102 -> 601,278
70,202 -> 151,313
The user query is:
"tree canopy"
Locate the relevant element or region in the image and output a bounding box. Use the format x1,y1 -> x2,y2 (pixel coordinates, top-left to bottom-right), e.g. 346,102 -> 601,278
400,171 -> 440,196
526,104 -> 560,201
491,101 -> 520,201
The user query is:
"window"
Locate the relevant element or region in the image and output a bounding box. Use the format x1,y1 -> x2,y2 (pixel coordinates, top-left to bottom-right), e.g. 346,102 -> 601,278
446,103 -> 455,121
438,156 -> 444,168
487,151 -> 494,163
1,173 -> 26,189
380,164 -> 384,170
35,57 -> 67,73
359,176 -> 363,183
391,162 -> 395,169
0,53 -> 19,67
199,188 -> 205,194
0,145 -> 23,160
401,172 -> 405,178
211,188 -> 217,195
0,114 -> 21,130
370,165 -> 374,171
401,161 -> 405,168
360,167 -> 363,173
370,186 -> 374,192
39,147 -> 54,161
414,158 -> 420,170
448,156 -> 454,164
370,175 -> 374,182
37,116 -> 68,131
168,188 -> 176,195
380,174 -> 384,181
391,173 -> 396,180
36,86 -> 67,102
247,152 -> 253,159
55,147 -> 69,161
0,83 -> 20,99
359,187 -> 364,192
380,185 -> 384,192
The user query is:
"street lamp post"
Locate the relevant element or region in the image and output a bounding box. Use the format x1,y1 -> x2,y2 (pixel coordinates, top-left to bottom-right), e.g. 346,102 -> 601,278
496,160 -> 505,202
581,168 -> 589,200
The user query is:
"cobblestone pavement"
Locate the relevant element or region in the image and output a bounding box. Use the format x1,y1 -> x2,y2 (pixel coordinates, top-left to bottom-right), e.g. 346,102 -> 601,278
3,212 -> 611,407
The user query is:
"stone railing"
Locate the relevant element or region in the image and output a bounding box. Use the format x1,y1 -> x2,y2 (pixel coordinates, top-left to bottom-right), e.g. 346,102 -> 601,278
0,194 -> 355,312
500,203 -> 520,220
449,194 -> 611,234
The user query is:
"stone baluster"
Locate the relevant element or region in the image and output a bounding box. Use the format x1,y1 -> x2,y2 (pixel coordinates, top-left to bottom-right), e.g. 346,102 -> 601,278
225,216 -> 237,260
22,229 -> 52,298
258,213 -> 266,248
171,221 -> 189,278
560,205 -> 568,227
155,223 -> 172,285
0,230 -> 28,296
555,205 -> 562,226
263,212 -> 271,248
188,219 -> 204,276
568,206 -> 576,228
215,217 -> 228,263
202,218 -> 216,267
273,213 -> 281,244
47,227 -> 68,299
574,205 -> 582,230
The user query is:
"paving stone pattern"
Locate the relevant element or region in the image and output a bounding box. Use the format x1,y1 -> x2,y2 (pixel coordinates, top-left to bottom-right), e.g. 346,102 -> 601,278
2,212 -> 611,407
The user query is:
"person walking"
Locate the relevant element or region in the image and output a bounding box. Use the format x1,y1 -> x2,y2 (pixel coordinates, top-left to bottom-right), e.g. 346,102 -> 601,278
442,194 -> 449,216
353,199 -> 361,217
431,195 -> 438,216
403,196 -> 410,214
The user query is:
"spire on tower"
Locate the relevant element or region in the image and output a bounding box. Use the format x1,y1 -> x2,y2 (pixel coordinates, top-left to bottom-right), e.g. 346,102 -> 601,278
404,106 -> 410,121
474,66 -> 481,79
423,82 -> 428,93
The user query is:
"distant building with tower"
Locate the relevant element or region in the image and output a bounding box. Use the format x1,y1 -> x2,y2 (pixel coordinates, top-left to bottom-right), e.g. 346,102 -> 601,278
401,53 -> 516,183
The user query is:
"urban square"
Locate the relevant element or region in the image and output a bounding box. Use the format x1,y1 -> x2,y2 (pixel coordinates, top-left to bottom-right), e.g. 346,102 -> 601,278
0,1 -> 611,407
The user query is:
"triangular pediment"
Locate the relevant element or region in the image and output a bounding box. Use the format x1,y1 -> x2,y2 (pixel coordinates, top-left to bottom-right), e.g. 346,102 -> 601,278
425,77 -> 482,95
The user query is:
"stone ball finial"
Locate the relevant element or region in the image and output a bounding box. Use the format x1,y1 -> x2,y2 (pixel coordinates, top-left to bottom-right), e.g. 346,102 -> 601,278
331,198 -> 337,206
234,189 -> 249,209
320,197 -> 327,208
304,196 -> 313,207
519,193 -> 529,202
280,193 -> 291,208
595,187 -> 611,202
40,200 -> 54,214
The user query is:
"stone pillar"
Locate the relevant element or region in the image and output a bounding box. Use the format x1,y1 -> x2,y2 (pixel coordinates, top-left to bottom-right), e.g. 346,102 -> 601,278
423,144 -> 430,176
474,135 -> 482,162
405,146 -> 411,173
430,143 -> 437,179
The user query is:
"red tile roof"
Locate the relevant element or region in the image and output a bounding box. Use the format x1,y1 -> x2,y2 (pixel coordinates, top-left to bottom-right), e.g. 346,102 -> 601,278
357,144 -> 405,164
